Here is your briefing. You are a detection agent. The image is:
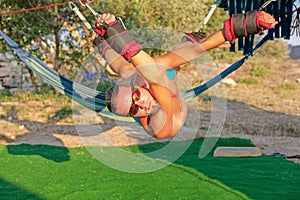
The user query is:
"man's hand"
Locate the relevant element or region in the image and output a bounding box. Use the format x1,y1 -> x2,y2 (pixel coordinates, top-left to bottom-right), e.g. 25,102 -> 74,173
217,41 -> 231,49
257,11 -> 278,30
94,13 -> 117,35
223,10 -> 278,42
93,13 -> 142,60
92,14 -> 118,53
93,13 -> 117,39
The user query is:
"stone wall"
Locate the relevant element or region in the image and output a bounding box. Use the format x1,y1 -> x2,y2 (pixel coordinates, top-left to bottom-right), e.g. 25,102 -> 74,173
0,53 -> 38,92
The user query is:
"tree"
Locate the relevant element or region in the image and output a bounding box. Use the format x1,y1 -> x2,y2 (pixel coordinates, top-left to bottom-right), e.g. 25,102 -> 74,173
0,0 -> 94,73
0,0 -> 222,78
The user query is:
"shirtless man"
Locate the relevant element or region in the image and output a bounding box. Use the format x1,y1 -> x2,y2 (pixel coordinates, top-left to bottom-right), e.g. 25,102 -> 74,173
92,11 -> 277,139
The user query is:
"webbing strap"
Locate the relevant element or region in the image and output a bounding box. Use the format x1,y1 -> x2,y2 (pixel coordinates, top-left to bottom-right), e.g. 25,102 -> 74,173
199,4 -> 218,32
69,2 -> 95,34
229,0 -> 236,52
243,0 -> 252,55
273,1 -> 280,38
236,0 -> 244,51
286,0 -> 294,38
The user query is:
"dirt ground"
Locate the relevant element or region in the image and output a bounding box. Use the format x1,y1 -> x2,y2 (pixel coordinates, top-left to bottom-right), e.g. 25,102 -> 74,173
0,55 -> 299,164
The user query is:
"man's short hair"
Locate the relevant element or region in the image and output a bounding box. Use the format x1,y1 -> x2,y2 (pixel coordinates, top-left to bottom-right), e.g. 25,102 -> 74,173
105,83 -> 133,116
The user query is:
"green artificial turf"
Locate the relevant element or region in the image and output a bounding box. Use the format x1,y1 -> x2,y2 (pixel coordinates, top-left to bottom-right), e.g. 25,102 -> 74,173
0,138 -> 299,200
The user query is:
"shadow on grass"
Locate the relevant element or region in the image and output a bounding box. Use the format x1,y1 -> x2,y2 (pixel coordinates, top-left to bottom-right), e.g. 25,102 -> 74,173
6,144 -> 70,162
0,179 -> 41,200
138,137 -> 300,200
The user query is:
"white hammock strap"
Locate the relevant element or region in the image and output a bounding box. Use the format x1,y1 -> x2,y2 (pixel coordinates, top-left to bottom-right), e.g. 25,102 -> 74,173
69,1 -> 94,34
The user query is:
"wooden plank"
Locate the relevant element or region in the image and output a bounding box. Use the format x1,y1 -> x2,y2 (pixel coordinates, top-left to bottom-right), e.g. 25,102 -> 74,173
213,146 -> 262,157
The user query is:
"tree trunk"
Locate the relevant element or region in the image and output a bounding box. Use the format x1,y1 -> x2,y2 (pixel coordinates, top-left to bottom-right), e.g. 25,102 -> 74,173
27,67 -> 39,92
53,31 -> 60,72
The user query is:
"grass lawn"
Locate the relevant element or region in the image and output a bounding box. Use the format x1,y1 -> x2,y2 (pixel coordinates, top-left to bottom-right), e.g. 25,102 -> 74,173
0,138 -> 299,200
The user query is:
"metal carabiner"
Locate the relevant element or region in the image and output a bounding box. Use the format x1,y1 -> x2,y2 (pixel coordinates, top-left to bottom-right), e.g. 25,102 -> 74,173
68,1 -> 77,11
77,0 -> 106,26
77,0 -> 99,17
116,15 -> 127,31
69,1 -> 94,33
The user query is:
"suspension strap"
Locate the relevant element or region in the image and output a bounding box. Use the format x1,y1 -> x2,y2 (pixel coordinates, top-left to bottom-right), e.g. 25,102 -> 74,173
198,4 -> 218,32
73,0 -> 127,32
76,0 -> 108,26
69,1 -> 94,34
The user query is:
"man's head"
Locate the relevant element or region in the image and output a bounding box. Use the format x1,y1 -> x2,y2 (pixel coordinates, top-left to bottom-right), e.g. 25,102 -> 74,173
105,83 -> 161,117
105,83 -> 133,116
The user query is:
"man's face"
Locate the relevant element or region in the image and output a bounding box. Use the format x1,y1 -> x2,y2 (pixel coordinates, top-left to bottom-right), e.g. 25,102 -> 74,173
128,87 -> 160,117
112,85 -> 160,117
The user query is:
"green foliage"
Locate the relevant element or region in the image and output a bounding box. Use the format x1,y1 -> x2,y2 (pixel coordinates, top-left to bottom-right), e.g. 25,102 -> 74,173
0,0 -> 89,72
2,105 -> 13,112
255,39 -> 289,60
286,123 -> 300,137
39,84 -> 57,94
0,89 -> 13,101
1,1 -> 67,48
250,65 -> 267,77
0,88 -> 70,104
51,106 -> 73,120
279,83 -> 297,90
95,79 -> 115,92
93,0 -> 218,31
238,78 -> 259,85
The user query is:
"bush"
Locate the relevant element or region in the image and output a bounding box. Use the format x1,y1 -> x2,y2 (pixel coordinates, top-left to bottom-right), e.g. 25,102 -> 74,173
52,106 -> 73,120
250,65 -> 267,77
95,79 -> 115,92
279,83 -> 297,90
93,0 -> 219,32
0,89 -> 13,101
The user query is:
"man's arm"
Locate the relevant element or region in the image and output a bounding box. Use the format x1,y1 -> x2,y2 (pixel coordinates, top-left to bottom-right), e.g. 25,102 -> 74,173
154,30 -> 226,68
92,14 -> 227,77
154,11 -> 278,69
103,48 -> 136,78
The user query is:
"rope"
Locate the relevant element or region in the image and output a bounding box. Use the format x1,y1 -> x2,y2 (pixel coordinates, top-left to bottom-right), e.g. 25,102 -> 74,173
0,1 -> 77,16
